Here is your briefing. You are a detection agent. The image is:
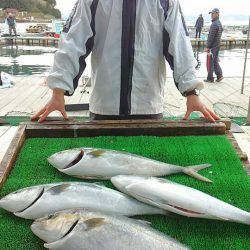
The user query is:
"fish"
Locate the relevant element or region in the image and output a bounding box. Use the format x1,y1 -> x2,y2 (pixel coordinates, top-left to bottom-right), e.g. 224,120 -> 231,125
48,148 -> 212,183
31,209 -> 189,250
111,175 -> 250,225
0,182 -> 165,220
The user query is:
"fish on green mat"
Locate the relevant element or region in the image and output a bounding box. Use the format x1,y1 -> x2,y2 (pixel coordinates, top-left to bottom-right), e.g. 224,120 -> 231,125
111,176 -> 250,226
48,148 -> 212,183
31,209 -> 189,250
0,182 -> 164,220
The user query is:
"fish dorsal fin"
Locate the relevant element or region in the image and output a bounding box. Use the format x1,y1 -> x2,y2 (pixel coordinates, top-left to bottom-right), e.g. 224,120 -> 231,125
88,150 -> 106,157
48,183 -> 71,195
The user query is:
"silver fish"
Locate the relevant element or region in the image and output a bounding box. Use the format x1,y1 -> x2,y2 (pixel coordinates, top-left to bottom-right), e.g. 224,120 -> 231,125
0,182 -> 164,220
48,148 -> 212,182
111,175 -> 250,225
31,209 -> 189,250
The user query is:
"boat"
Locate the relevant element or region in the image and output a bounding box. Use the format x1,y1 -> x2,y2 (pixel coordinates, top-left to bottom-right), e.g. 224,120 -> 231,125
26,24 -> 49,34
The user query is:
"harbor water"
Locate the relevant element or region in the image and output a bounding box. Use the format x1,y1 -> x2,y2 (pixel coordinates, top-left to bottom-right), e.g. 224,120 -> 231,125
0,44 -> 249,78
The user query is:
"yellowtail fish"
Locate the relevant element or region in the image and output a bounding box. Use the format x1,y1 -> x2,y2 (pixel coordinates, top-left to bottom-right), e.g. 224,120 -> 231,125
48,148 -> 212,183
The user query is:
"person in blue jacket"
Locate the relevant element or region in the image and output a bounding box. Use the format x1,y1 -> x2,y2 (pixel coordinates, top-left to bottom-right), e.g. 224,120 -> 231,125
205,8 -> 223,83
195,14 -> 204,39
6,13 -> 17,36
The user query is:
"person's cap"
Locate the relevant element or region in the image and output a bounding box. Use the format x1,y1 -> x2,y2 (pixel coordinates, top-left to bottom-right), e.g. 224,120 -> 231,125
209,8 -> 220,14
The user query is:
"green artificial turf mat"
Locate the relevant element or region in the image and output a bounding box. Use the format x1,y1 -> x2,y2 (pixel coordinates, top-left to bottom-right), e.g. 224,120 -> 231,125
0,135 -> 249,249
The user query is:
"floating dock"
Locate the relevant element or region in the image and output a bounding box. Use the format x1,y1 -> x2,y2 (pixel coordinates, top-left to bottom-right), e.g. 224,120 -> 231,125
0,36 -> 59,46
0,36 -> 248,48
191,38 -> 248,47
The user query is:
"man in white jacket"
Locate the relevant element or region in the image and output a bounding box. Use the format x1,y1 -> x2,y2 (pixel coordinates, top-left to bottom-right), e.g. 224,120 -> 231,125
32,0 -> 219,122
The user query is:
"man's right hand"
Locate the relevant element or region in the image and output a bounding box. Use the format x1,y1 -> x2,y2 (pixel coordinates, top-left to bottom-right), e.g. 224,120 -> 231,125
205,48 -> 210,53
31,89 -> 68,123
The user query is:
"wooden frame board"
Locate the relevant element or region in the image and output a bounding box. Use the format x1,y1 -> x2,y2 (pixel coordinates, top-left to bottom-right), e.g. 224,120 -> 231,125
1,118 -> 247,191
0,118 -> 9,126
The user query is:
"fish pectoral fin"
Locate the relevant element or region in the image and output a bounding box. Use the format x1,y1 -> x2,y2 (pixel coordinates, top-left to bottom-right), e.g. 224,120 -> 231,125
44,240 -> 64,249
134,219 -> 152,227
93,182 -> 106,187
47,183 -> 71,195
213,215 -> 231,221
126,183 -> 169,209
81,218 -> 106,231
125,182 -> 145,192
87,150 -> 106,157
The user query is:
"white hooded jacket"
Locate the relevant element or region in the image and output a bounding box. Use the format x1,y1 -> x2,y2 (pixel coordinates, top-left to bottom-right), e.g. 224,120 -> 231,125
48,0 -> 203,116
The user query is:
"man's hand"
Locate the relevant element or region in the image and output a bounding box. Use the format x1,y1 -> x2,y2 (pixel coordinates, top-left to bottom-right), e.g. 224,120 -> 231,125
31,89 -> 68,123
184,95 -> 220,122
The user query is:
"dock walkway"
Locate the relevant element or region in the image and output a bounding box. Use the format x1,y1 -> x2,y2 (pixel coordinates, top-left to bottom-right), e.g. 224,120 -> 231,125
0,75 -> 249,118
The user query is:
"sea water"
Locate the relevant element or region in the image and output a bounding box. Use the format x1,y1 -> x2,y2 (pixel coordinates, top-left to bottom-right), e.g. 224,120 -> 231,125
0,44 -> 249,78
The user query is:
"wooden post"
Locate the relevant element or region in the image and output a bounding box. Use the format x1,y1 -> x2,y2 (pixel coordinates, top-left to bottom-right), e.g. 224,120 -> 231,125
241,16 -> 250,94
247,97 -> 250,124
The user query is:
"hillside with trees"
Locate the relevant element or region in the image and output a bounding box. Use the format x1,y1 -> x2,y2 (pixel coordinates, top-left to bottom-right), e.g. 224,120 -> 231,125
0,0 -> 61,18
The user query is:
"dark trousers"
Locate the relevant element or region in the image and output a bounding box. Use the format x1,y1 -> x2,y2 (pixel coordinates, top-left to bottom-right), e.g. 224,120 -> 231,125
9,25 -> 17,36
90,112 -> 163,120
195,28 -> 202,38
207,47 -> 223,81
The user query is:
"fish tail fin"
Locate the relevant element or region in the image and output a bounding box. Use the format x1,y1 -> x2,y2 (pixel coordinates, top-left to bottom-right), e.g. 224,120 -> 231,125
183,164 -> 213,183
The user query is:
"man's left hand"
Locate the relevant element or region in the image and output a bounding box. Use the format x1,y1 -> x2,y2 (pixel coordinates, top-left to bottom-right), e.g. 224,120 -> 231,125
184,95 -> 220,122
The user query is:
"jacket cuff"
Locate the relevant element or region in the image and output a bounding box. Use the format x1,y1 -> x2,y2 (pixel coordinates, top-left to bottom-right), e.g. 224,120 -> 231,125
47,76 -> 74,96
178,79 -> 204,95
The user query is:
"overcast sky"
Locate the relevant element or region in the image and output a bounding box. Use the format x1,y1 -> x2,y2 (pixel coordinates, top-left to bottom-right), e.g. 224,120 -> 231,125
56,0 -> 250,17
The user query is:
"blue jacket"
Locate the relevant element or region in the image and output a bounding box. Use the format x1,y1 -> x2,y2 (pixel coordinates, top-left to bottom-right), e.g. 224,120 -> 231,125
6,17 -> 16,27
195,17 -> 204,29
207,18 -> 223,49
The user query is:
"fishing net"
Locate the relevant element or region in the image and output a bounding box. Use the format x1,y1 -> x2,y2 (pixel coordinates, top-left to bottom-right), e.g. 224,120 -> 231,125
213,102 -> 248,125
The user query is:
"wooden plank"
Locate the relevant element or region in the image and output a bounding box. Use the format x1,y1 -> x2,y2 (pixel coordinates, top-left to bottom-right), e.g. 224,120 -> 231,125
26,118 -> 231,128
18,83 -> 45,113
0,127 -> 11,138
65,104 -> 90,111
0,127 -> 19,163
0,79 -> 41,115
0,118 -> 9,126
0,77 -> 28,109
0,125 -> 26,190
227,131 -> 250,175
25,120 -> 226,138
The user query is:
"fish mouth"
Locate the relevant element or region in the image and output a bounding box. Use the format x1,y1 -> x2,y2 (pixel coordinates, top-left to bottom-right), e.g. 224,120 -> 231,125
31,215 -> 79,244
15,188 -> 45,214
63,150 -> 84,170
42,219 -> 80,249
